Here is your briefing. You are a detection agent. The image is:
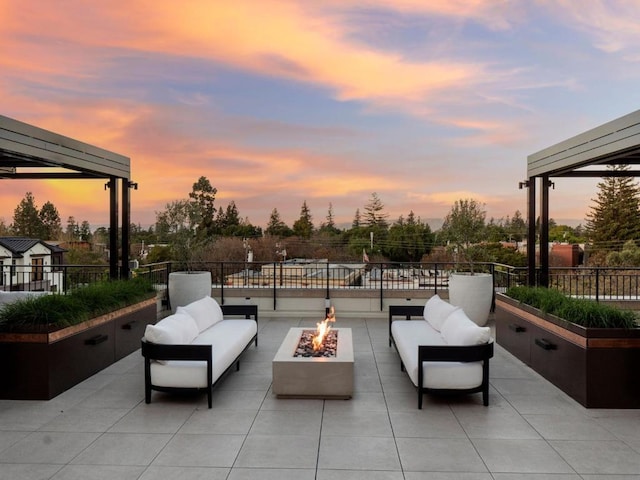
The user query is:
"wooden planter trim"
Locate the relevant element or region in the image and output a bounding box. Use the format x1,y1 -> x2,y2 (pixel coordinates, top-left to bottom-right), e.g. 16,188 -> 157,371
0,297 -> 156,344
495,294 -> 640,349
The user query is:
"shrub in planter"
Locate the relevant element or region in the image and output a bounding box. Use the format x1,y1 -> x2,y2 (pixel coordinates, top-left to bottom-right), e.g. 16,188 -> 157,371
0,277 -> 156,332
505,286 -> 637,329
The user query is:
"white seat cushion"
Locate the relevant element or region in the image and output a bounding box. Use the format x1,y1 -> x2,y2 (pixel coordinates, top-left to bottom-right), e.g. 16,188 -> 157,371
194,320 -> 257,379
177,295 -> 224,332
391,320 -> 484,389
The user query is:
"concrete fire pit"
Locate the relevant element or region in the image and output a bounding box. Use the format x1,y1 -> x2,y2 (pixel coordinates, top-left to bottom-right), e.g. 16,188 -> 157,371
272,327 -> 353,399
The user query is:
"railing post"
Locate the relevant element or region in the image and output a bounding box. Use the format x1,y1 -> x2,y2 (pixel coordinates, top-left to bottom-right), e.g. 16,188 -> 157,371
273,262 -> 277,310
380,263 -> 384,311
595,268 -> 600,302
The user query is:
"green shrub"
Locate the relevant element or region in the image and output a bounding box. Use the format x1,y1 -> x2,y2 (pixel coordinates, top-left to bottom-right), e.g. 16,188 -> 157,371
505,286 -> 637,329
0,278 -> 156,331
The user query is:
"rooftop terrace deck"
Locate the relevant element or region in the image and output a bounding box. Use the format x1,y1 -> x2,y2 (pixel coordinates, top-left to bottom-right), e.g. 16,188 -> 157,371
1,315 -> 639,478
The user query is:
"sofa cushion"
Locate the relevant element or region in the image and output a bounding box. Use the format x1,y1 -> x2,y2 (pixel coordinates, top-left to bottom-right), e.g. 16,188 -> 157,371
193,319 -> 258,379
440,309 -> 491,346
423,294 -> 460,332
145,312 -> 199,345
391,320 -> 483,388
177,295 -> 224,332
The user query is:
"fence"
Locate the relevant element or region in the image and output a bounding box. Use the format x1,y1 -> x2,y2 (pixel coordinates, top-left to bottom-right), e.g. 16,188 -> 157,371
4,261 -> 640,305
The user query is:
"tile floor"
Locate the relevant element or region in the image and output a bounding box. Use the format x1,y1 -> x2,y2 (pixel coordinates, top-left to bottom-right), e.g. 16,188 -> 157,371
1,315 -> 640,479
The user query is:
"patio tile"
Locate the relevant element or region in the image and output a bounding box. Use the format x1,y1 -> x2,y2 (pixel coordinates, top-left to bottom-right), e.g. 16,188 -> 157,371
152,433 -> 245,467
50,464 -> 145,480
234,434 -> 319,469
179,409 -> 257,435
228,468 -> 316,480
472,438 -> 574,474
139,466 -> 229,480
396,437 -> 487,473
389,409 -> 467,438
492,475 -> 580,480
318,470 -> 405,479
0,430 -> 29,452
260,396 -> 325,411
250,409 -> 322,436
318,435 -> 401,471
321,410 -> 393,436
322,392 -> 388,412
503,394 -> 586,416
0,431 -> 100,464
216,373 -> 273,391
39,407 -> 130,433
523,414 -> 618,440
70,432 -> 171,466
454,407 -> 543,439
209,389 -> 267,410
108,403 -> 195,433
549,439 -> 640,475
404,474 -> 493,480
0,464 -> 62,480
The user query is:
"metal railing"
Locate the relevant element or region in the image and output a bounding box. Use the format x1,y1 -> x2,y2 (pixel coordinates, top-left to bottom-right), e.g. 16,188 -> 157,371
4,261 -> 640,305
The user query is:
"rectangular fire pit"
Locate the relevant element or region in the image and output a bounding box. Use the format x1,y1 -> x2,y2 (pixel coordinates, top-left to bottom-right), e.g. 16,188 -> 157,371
272,327 -> 353,399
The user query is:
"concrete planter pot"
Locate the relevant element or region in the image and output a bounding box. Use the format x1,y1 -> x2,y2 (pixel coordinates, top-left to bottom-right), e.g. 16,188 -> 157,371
0,298 -> 157,400
168,271 -> 212,313
495,293 -> 640,408
448,272 -> 493,326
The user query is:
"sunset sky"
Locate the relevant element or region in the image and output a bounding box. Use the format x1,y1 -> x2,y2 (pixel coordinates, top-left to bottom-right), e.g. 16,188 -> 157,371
3,1 -> 640,231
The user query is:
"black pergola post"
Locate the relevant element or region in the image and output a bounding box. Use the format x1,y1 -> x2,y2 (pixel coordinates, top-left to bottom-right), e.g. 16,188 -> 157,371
108,177 -> 119,280
526,176 -> 536,286
539,176 -> 550,287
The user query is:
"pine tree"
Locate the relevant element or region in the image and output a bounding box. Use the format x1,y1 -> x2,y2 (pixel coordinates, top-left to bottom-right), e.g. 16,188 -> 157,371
38,201 -> 62,240
363,192 -> 388,228
12,192 -> 43,238
352,209 -> 361,228
585,164 -> 640,252
293,201 -> 314,238
265,208 -> 293,237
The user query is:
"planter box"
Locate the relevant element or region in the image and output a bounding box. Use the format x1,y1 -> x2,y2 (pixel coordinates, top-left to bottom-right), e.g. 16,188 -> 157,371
0,298 -> 157,400
495,293 -> 640,408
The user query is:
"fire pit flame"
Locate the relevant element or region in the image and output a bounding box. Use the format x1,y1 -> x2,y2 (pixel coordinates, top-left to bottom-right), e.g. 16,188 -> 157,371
312,306 -> 335,351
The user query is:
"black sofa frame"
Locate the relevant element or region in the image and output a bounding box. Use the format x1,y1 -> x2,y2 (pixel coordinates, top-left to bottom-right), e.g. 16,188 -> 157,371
388,305 -> 493,409
141,304 -> 258,408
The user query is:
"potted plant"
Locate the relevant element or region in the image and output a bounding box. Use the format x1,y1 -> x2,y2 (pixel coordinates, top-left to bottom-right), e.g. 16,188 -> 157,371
0,278 -> 157,400
495,286 -> 640,408
440,198 -> 493,326
167,231 -> 212,312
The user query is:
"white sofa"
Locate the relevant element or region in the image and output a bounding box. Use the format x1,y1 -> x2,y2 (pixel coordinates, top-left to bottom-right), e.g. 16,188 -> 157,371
141,296 -> 258,408
389,295 -> 494,408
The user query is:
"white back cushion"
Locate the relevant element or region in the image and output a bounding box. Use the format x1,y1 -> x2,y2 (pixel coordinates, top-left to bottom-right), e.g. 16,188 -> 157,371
145,312 -> 198,344
423,294 -> 460,332
177,295 -> 224,332
440,308 -> 491,346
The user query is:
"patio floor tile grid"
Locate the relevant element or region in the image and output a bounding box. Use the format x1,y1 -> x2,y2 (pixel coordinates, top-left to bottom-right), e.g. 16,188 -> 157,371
1,315 -> 640,479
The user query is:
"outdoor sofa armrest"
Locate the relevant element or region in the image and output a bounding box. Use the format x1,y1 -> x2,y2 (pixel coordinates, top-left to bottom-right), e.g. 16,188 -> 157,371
141,338 -> 214,407
221,304 -> 258,321
417,341 -> 494,409
388,304 -> 424,346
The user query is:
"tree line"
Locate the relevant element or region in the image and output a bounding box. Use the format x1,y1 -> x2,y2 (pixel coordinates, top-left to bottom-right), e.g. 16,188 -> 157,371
5,166 -> 640,267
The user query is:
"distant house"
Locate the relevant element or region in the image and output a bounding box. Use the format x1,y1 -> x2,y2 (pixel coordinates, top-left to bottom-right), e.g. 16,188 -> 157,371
0,237 -> 66,291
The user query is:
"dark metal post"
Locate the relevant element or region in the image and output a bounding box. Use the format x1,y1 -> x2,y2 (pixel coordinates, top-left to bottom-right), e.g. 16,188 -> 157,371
121,179 -> 131,280
108,177 -> 119,280
540,177 -> 550,288
526,177 -> 537,286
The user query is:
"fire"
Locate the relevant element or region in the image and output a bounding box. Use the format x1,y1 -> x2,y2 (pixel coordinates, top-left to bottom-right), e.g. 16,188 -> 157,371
312,306 -> 336,351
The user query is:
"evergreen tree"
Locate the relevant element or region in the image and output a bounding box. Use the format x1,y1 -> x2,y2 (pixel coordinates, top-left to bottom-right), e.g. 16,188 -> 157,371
38,201 -> 62,240
188,176 -> 217,239
440,198 -> 487,271
352,209 -> 361,228
66,216 -> 80,241
585,165 -> 640,252
12,192 -> 42,237
293,201 -> 314,238
383,210 -> 434,262
265,208 -> 293,237
363,192 -> 388,228
79,220 -> 92,242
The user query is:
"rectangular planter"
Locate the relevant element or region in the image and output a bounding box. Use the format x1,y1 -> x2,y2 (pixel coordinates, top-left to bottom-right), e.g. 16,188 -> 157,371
495,293 -> 640,408
0,298 -> 156,400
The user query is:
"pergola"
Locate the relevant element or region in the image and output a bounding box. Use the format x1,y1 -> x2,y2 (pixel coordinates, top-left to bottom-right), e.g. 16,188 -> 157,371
526,109 -> 640,287
0,114 -> 134,279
